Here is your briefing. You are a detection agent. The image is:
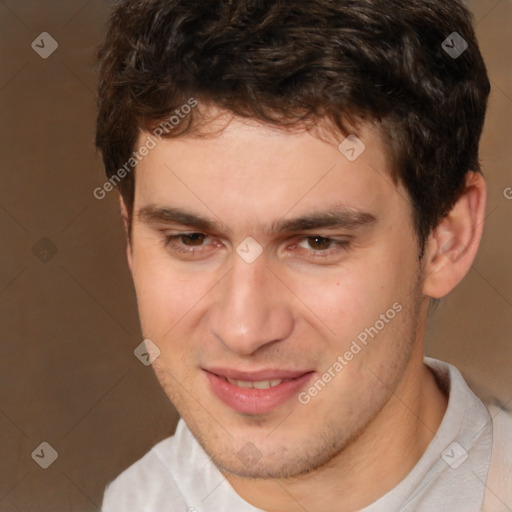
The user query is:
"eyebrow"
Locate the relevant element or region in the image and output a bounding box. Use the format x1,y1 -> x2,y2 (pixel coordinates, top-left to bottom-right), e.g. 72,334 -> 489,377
272,208 -> 377,233
136,205 -> 377,234
136,206 -> 232,234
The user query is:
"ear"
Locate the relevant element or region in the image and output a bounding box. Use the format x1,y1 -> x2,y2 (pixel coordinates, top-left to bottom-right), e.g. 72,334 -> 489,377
118,193 -> 134,273
422,171 -> 487,299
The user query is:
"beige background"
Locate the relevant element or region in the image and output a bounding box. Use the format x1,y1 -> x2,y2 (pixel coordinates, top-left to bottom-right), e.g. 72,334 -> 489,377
0,0 -> 510,510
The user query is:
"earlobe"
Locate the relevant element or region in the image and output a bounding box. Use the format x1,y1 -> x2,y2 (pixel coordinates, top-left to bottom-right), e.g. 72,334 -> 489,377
422,172 -> 487,299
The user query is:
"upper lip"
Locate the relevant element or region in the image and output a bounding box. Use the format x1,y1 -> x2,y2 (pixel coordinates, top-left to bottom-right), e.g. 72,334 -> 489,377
204,367 -> 313,381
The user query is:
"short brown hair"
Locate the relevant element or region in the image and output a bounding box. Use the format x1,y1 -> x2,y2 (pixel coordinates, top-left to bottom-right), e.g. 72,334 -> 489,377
95,0 -> 490,254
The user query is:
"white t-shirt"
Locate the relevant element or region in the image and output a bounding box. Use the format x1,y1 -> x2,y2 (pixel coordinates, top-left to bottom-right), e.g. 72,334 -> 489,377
101,358 -> 512,511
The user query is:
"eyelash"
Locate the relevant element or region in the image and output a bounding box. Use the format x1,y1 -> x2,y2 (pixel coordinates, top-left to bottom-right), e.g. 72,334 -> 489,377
162,233 -> 351,259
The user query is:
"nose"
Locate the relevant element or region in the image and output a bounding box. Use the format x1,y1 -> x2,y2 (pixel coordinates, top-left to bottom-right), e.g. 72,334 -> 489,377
208,253 -> 294,356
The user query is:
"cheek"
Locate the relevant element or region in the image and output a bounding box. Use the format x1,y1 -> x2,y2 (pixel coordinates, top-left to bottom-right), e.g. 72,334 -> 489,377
130,247 -> 209,339
294,265 -> 399,330
289,241 -> 417,348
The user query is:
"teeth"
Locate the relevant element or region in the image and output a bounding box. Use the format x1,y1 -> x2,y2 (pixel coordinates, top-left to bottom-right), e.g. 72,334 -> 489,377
226,378 -> 283,389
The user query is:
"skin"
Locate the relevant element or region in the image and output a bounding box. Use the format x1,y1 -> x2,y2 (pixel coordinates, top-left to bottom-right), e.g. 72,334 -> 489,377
121,110 -> 486,511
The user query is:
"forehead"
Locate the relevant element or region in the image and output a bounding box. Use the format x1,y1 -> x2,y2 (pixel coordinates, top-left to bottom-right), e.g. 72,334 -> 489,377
133,115 -> 406,230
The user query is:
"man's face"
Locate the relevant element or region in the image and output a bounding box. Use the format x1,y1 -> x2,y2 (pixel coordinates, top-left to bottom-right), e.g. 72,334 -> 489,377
128,114 -> 426,479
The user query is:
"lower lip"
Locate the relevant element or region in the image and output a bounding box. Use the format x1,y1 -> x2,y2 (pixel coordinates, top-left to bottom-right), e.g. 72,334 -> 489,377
204,371 -> 315,415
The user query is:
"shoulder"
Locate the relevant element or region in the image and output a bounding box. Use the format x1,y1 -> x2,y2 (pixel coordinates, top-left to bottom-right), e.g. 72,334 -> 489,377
486,401 -> 512,461
101,435 -> 188,512
482,402 -> 512,511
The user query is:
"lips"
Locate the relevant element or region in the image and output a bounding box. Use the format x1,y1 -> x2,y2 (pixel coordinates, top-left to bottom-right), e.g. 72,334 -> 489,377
204,367 -> 315,415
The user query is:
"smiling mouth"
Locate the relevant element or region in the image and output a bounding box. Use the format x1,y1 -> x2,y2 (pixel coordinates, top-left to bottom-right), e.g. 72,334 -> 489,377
203,369 -> 316,414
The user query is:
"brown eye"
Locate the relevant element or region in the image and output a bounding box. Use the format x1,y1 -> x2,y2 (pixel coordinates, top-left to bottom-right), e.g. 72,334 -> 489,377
180,233 -> 207,246
306,236 -> 333,251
